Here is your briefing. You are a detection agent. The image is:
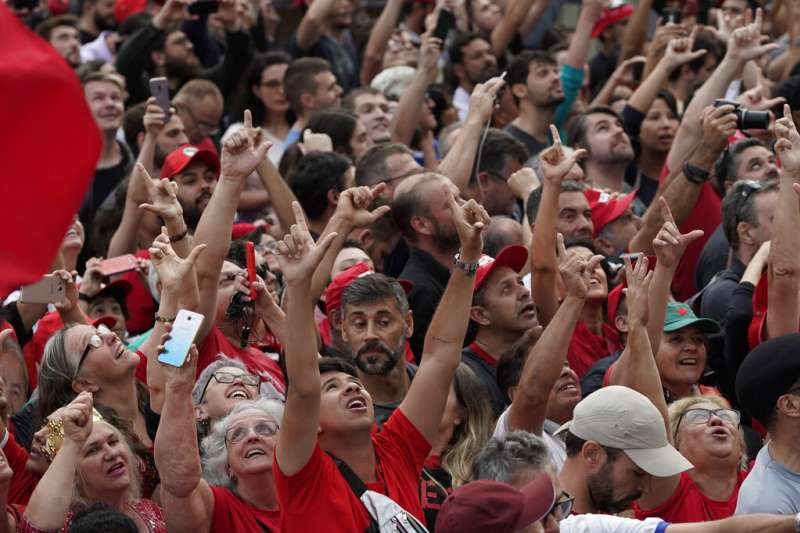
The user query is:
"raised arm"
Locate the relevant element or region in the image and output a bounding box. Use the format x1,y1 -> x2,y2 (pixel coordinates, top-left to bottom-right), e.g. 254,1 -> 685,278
140,231 -> 206,413
23,392 -> 94,530
628,105 -> 735,255
628,36 -> 707,115
590,56 -> 645,107
506,235 -> 596,436
563,0 -> 604,70
295,0 -> 337,51
667,10 -> 778,172
399,193 -> 489,443
530,125 -> 587,326
619,0 -> 653,61
489,0 -> 541,58
647,198 -> 704,350
251,117 -> 300,234
390,33 -> 441,147
53,270 -> 87,326
274,203 -> 338,476
192,122 -> 271,341
766,105 -> 800,339
155,344 -> 215,533
359,0 -> 404,85
437,77 -> 504,192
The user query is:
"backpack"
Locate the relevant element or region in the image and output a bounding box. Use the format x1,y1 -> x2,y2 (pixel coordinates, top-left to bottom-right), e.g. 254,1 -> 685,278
330,454 -> 430,533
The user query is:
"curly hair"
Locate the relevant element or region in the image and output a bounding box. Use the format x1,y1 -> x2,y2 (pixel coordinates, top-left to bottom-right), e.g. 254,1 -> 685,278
201,398 -> 284,492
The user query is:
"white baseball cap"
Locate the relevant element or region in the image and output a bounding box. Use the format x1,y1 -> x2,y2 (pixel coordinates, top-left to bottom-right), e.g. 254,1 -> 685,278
555,386 -> 693,477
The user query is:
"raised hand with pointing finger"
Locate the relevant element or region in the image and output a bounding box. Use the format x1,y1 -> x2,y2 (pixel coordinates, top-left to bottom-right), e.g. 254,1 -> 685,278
274,202 -> 338,285
652,197 -> 704,270
448,192 -> 490,262
539,124 -> 587,184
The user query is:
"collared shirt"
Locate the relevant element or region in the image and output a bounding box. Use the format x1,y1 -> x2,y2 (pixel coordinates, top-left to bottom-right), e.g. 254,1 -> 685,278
399,247 -> 451,361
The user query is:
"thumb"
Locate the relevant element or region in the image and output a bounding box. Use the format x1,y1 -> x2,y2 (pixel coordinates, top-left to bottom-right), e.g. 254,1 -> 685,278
370,205 -> 392,220
686,49 -> 707,62
682,229 -> 705,245
315,231 -> 339,259
185,243 -> 207,266
139,203 -> 158,214
255,140 -> 273,160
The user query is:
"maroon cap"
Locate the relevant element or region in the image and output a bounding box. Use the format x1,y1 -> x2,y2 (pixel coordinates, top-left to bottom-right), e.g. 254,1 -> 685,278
591,4 -> 633,38
90,279 -> 132,304
474,245 -> 528,292
160,144 -> 220,180
91,315 -> 118,329
436,475 -> 555,533
585,189 -> 636,239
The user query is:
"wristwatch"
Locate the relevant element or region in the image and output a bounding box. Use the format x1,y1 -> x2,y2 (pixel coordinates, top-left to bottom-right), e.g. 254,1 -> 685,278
794,512 -> 800,532
683,161 -> 710,185
453,253 -> 479,276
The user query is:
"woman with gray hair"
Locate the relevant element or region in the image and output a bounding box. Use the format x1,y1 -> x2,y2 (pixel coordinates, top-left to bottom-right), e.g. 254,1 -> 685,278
155,345 -> 283,532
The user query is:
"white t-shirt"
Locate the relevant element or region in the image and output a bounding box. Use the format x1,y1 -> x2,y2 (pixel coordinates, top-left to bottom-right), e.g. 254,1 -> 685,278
561,515 -> 666,533
493,407 -> 567,472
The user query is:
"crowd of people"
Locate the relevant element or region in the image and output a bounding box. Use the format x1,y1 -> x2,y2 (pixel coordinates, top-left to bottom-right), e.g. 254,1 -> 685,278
3,0 -> 800,530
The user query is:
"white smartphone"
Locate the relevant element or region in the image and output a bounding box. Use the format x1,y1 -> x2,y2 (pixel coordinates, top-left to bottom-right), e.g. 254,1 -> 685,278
20,275 -> 66,304
158,309 -> 204,367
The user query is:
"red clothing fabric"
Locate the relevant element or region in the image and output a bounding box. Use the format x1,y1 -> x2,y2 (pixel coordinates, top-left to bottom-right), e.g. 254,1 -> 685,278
466,341 -> 497,368
670,183 -> 721,301
119,250 -> 156,335
197,327 -> 285,398
0,4 -> 101,298
632,469 -> 748,523
19,498 -> 165,533
4,433 -> 39,506
274,409 -> 432,533
210,485 -> 281,532
568,321 -> 622,378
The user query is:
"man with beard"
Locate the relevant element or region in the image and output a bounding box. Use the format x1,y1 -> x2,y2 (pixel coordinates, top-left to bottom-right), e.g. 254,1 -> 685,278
557,386 -> 693,514
77,0 -> 117,43
340,272 -> 414,426
160,144 -> 220,230
172,80 -> 224,150
343,87 -> 392,144
505,52 -> 565,157
461,245 -> 535,417
35,15 -> 81,69
449,33 -> 497,122
394,173 -> 462,359
123,101 -> 190,168
114,0 -> 253,105
292,0 -> 360,92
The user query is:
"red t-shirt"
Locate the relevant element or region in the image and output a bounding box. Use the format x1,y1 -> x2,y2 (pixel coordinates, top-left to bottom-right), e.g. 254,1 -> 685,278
568,321 -> 622,379
4,432 -> 39,505
274,409 -> 431,533
210,485 -> 280,532
197,327 -> 285,399
632,469 -> 748,523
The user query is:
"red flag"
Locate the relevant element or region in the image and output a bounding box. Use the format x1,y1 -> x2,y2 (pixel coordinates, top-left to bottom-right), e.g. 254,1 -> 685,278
0,5 -> 101,298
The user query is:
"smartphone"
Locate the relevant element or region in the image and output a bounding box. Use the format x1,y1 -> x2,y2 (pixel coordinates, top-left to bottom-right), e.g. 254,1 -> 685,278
100,254 -> 138,277
246,241 -> 258,300
20,275 -> 66,304
158,309 -> 205,367
188,0 -> 218,16
661,8 -> 682,26
149,77 -> 171,123
433,9 -> 456,41
632,61 -> 644,82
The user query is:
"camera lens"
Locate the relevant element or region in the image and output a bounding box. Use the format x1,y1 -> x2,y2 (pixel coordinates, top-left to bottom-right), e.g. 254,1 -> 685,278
739,109 -> 770,130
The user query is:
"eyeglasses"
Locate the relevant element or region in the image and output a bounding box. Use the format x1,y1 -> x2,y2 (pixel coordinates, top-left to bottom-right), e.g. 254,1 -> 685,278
176,103 -> 220,136
199,371 -> 260,402
674,408 -> 741,437
547,490 -> 574,522
225,420 -> 279,445
76,324 -> 113,375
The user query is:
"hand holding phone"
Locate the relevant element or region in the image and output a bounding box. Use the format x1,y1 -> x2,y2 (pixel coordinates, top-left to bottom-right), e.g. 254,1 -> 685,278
158,310 -> 205,367
246,242 -> 258,300
20,275 -> 67,304
433,9 -> 456,41
149,77 -> 171,123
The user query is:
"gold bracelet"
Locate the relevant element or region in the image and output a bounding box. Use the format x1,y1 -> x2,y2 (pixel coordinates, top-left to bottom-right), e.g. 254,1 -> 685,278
154,313 -> 175,323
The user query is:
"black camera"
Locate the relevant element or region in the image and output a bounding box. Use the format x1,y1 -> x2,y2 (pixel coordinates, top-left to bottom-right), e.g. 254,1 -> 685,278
713,99 -> 770,130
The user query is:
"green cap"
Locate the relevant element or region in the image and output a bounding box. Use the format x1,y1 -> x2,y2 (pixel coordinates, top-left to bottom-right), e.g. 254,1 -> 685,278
663,302 -> 720,334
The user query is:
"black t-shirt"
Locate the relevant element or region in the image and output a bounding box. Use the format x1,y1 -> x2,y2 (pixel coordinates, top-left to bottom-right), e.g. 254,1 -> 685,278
399,248 -> 450,362
505,124 -> 548,158
460,345 -> 506,418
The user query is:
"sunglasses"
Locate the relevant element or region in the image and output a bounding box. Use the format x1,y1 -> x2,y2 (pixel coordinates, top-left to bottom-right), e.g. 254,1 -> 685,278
548,490 -> 574,521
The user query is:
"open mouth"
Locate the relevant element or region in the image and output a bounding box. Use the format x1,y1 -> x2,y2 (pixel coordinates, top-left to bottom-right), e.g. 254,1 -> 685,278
245,448 -> 267,459
557,382 -> 578,393
346,397 -> 367,412
107,462 -> 126,476
520,303 -> 536,316
678,357 -> 698,367
227,389 -> 250,400
710,427 -> 730,439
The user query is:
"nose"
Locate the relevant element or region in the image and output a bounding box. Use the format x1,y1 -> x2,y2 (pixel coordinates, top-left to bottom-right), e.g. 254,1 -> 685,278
707,413 -> 724,426
364,321 -> 379,340
344,381 -> 361,395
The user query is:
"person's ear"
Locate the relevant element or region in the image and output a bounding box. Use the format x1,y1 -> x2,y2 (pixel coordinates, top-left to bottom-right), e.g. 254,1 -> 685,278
151,50 -> 165,69
777,393 -> 800,418
195,405 -> 208,423
477,171 -> 491,190
410,215 -> 432,236
328,189 -> 340,207
356,228 -> 372,247
469,306 -> 491,327
737,221 -> 753,246
404,310 -> 414,339
300,92 -> 316,113
614,312 -> 629,333
582,441 -> 605,470
511,82 -> 527,101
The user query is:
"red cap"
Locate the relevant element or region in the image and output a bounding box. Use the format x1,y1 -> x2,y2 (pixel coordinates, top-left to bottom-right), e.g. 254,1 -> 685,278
474,245 -> 528,292
591,4 -> 634,38
585,189 -> 637,239
325,263 -> 374,315
47,0 -> 70,15
113,0 -> 145,23
435,475 -> 555,533
160,145 -> 220,180
91,315 -> 118,329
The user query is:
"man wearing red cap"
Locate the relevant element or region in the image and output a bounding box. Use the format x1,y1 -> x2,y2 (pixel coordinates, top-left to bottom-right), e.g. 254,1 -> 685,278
462,244 -> 534,417
160,144 -> 221,229
588,3 -> 632,96
585,189 -> 639,259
